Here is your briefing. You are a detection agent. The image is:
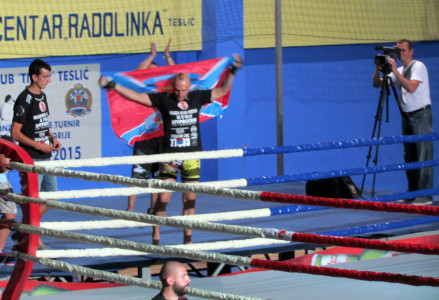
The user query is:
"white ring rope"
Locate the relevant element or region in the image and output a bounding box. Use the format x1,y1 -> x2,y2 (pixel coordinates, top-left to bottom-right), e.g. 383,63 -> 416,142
10,162 -> 259,202
40,208 -> 272,231
148,179 -> 261,200
10,162 -> 261,202
40,187 -> 168,198
10,161 -> 157,187
33,149 -> 244,168
15,223 -> 254,267
14,251 -> 262,300
10,191 -> 289,258
7,193 -> 286,240
37,238 -> 289,259
38,179 -> 248,200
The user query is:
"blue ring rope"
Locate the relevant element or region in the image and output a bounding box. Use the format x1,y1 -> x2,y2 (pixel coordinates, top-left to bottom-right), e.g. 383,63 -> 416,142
245,159 -> 439,186
317,216 -> 439,237
243,133 -> 438,156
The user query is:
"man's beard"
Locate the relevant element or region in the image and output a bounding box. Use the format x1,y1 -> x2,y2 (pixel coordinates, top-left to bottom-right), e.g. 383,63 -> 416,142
173,283 -> 188,296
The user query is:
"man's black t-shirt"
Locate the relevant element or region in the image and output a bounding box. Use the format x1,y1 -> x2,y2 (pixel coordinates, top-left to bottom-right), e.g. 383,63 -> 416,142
151,292 -> 188,300
151,292 -> 166,300
13,88 -> 52,159
149,90 -> 211,153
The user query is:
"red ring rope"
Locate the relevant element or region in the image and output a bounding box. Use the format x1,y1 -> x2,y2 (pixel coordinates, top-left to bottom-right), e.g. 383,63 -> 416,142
260,192 -> 439,216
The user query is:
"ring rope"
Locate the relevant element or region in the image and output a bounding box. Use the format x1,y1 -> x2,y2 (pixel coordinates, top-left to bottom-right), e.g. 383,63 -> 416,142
264,230 -> 439,255
38,179 -> 248,200
35,238 -> 290,259
35,149 -> 244,168
15,223 -> 254,266
39,207 -> 275,230
7,163 -> 439,216
250,259 -> 439,287
13,252 -> 261,300
318,216 -> 439,237
10,159 -> 439,200
2,136 -> 436,296
243,133 -> 439,156
9,195 -> 439,256
32,133 -> 439,168
31,216 -> 439,259
13,224 -> 439,287
7,188 -> 439,242
245,159 -> 439,186
258,191 -> 439,216
36,188 -> 437,232
41,187 -> 168,199
38,204 -> 326,231
362,188 -> 439,203
38,182 -> 436,206
7,193 -> 263,238
146,179 -> 439,216
9,161 -> 156,188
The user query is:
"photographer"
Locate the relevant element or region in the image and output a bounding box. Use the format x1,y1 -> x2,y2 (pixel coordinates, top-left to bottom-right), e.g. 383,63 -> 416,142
372,39 -> 433,205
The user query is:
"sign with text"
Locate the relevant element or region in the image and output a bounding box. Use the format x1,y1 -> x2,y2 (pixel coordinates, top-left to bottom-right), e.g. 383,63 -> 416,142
0,0 -> 201,58
0,64 -> 102,160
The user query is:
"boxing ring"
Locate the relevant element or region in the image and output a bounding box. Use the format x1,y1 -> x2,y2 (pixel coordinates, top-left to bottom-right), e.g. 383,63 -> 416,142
0,134 -> 438,299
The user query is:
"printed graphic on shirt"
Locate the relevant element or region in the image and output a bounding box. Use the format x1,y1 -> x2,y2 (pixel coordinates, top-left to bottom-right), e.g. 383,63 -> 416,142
169,108 -> 199,148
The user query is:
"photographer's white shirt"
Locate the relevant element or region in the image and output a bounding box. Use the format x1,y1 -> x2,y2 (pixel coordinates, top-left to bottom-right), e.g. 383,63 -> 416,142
390,60 -> 431,113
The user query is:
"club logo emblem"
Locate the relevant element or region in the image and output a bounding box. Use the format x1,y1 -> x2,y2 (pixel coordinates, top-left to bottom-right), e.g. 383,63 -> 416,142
65,83 -> 92,117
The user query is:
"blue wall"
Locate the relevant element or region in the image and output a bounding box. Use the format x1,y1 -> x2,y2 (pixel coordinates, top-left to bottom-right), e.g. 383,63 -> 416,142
3,1 -> 438,194
240,42 -> 438,192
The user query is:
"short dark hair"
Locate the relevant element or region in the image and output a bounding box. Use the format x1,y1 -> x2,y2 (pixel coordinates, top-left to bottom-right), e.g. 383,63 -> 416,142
29,59 -> 51,82
159,261 -> 172,286
4,95 -> 12,103
397,39 -> 412,50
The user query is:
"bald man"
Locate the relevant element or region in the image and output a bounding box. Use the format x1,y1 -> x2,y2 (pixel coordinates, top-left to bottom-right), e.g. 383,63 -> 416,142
100,54 -> 242,244
152,261 -> 191,300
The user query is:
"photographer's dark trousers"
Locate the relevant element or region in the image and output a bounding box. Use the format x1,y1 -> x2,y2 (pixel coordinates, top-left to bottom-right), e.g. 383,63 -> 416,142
401,105 -> 433,199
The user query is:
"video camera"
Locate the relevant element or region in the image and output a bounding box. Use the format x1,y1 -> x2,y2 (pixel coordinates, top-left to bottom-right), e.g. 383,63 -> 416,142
374,46 -> 401,75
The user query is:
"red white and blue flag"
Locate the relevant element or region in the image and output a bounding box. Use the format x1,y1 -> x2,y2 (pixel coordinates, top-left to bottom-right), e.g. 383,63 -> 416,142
105,56 -> 235,146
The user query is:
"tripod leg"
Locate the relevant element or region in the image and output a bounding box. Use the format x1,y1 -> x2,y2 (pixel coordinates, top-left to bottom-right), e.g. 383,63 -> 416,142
361,78 -> 388,196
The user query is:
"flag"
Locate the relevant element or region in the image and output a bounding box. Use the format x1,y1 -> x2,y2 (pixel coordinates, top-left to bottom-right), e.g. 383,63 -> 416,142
106,56 -> 235,146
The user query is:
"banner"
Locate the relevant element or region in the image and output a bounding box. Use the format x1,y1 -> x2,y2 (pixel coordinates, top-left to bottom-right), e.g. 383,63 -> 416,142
106,56 -> 235,146
0,64 -> 101,160
244,0 -> 439,48
0,0 -> 201,59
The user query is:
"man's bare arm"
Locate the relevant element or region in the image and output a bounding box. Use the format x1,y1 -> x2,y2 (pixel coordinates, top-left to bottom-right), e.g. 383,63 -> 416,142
372,65 -> 383,88
164,38 -> 176,66
99,76 -> 153,107
211,54 -> 243,101
137,41 -> 157,70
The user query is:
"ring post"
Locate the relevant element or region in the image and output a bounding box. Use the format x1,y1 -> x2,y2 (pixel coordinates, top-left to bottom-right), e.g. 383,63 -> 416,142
1,139 -> 40,300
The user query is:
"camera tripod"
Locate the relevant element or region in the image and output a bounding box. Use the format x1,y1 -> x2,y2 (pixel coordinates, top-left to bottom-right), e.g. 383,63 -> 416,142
360,74 -> 401,196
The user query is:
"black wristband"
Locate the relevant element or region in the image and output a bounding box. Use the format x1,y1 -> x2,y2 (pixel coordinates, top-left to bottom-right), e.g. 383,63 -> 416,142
105,80 -> 116,89
230,66 -> 238,75
100,76 -> 116,89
